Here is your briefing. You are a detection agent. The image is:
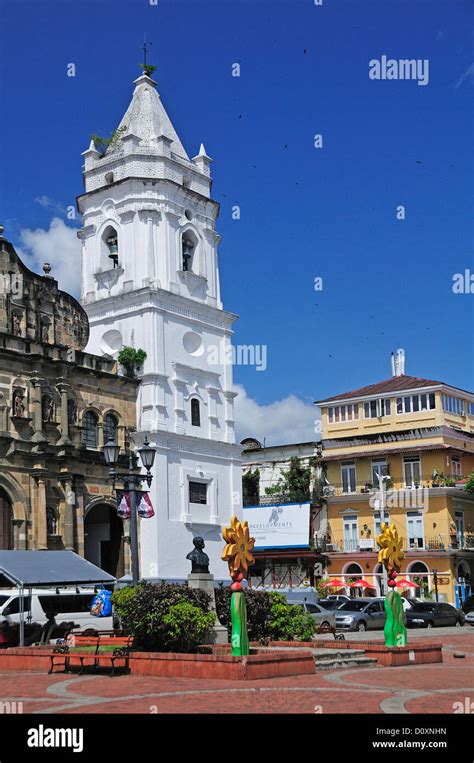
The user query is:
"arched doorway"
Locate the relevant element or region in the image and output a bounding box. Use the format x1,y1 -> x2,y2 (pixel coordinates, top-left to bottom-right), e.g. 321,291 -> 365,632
84,504 -> 124,577
0,490 -> 13,549
455,560 -> 472,608
407,561 -> 430,598
343,562 -> 363,597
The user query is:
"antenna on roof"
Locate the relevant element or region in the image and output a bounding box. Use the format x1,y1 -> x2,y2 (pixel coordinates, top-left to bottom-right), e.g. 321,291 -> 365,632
391,352 -> 396,377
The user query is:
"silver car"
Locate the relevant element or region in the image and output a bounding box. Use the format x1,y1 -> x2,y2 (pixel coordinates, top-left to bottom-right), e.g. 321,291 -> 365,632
290,600 -> 336,629
465,610 -> 474,626
335,597 -> 387,632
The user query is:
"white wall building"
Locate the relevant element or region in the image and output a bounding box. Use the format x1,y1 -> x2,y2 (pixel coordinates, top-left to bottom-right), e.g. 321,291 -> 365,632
77,71 -> 242,580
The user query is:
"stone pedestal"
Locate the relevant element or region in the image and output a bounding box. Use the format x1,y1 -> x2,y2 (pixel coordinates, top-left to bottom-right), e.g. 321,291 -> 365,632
187,572 -> 228,645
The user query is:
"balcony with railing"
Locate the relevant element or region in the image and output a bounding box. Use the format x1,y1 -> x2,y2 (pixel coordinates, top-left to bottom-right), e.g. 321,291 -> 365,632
320,533 -> 474,554
322,474 -> 467,498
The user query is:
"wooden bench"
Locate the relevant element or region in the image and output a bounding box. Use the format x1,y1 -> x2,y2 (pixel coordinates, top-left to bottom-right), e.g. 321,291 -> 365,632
315,623 -> 345,641
49,635 -> 134,676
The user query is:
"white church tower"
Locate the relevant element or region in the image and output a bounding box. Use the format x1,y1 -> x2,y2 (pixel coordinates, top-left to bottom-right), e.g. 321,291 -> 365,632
77,69 -> 242,580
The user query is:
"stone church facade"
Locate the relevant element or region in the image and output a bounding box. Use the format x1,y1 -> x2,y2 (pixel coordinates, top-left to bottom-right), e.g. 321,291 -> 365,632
0,227 -> 138,576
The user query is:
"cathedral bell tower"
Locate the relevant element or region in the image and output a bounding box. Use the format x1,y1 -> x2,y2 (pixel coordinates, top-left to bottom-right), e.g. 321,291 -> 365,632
77,68 -> 242,580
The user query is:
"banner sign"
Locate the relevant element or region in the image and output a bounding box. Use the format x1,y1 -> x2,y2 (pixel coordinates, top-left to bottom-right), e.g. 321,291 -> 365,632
243,502 -> 310,549
116,490 -> 155,520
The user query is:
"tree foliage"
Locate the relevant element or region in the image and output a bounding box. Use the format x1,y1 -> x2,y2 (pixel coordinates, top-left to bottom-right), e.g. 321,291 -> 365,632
464,469 -> 474,494
242,468 -> 260,506
264,456 -> 312,503
117,346 -> 147,378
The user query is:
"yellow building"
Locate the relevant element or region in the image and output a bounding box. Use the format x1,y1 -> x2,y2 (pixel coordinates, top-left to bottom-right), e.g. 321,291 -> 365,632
316,364 -> 474,606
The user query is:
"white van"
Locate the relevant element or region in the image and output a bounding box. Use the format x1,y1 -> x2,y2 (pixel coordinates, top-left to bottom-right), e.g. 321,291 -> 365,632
0,587 -> 114,633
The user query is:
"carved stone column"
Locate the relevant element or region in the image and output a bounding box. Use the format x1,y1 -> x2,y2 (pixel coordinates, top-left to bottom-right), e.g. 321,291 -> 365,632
32,471 -> 48,549
30,377 -> 47,443
57,381 -> 72,446
98,421 -> 105,449
74,478 -> 85,558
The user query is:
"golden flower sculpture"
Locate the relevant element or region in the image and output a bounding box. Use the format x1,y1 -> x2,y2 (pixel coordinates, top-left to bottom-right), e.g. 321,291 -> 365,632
377,522 -> 404,572
222,515 -> 255,579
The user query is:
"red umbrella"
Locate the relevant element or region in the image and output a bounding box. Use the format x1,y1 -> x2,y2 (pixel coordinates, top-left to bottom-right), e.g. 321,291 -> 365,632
349,579 -> 376,589
321,579 -> 345,588
395,578 -> 420,588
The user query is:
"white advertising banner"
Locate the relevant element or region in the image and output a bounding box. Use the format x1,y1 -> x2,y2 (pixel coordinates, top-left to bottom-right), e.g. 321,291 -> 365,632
243,502 -> 310,549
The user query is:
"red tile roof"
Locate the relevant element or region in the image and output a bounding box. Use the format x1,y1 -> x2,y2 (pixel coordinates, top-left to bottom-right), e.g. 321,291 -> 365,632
316,375 -> 444,404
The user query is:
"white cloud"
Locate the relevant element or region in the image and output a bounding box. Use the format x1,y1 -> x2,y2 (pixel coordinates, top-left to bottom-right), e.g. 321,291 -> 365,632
19,217 -> 81,297
35,195 -> 67,216
234,383 -> 319,446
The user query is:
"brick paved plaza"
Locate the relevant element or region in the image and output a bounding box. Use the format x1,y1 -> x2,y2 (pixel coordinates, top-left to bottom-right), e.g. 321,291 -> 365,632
2,631 -> 472,715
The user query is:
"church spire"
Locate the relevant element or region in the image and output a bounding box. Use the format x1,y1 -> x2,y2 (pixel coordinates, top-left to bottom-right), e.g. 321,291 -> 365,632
106,63 -> 189,160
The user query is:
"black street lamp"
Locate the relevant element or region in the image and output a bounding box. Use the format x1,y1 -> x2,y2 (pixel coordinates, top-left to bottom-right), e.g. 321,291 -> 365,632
103,437 -> 156,584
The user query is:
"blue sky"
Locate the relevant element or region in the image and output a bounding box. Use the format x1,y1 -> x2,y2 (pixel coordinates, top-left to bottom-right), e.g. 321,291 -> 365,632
1,0 -> 473,442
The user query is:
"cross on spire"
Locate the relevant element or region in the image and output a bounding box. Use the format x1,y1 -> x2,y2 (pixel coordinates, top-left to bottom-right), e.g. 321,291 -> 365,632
142,34 -> 152,68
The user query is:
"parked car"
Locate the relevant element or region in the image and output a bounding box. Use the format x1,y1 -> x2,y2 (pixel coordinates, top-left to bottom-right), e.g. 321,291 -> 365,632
335,597 -> 388,632
318,598 -> 345,611
464,611 -> 474,626
0,587 -> 114,634
405,602 -> 465,628
400,597 -> 416,612
262,587 -> 319,606
461,595 -> 474,614
289,601 -> 336,629
326,594 -> 351,602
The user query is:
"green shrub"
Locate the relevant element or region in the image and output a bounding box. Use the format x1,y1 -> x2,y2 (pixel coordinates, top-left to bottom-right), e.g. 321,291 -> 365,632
215,587 -> 314,643
162,602 -> 215,653
464,469 -> 474,494
111,582 -> 212,652
268,592 -> 315,642
215,586 -> 273,643
117,347 -> 147,378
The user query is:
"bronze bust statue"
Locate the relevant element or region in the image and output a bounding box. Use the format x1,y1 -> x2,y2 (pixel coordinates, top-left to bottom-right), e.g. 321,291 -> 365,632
186,536 -> 210,574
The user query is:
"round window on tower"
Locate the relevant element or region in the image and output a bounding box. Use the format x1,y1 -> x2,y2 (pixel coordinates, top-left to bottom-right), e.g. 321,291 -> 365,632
183,331 -> 204,357
184,209 -> 193,221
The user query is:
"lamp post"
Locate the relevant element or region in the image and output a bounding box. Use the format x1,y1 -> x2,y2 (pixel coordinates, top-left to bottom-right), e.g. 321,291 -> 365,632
103,437 -> 156,584
376,473 -> 391,595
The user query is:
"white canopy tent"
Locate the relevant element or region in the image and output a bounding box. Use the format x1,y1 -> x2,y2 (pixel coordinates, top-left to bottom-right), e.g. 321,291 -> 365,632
0,551 -> 115,646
